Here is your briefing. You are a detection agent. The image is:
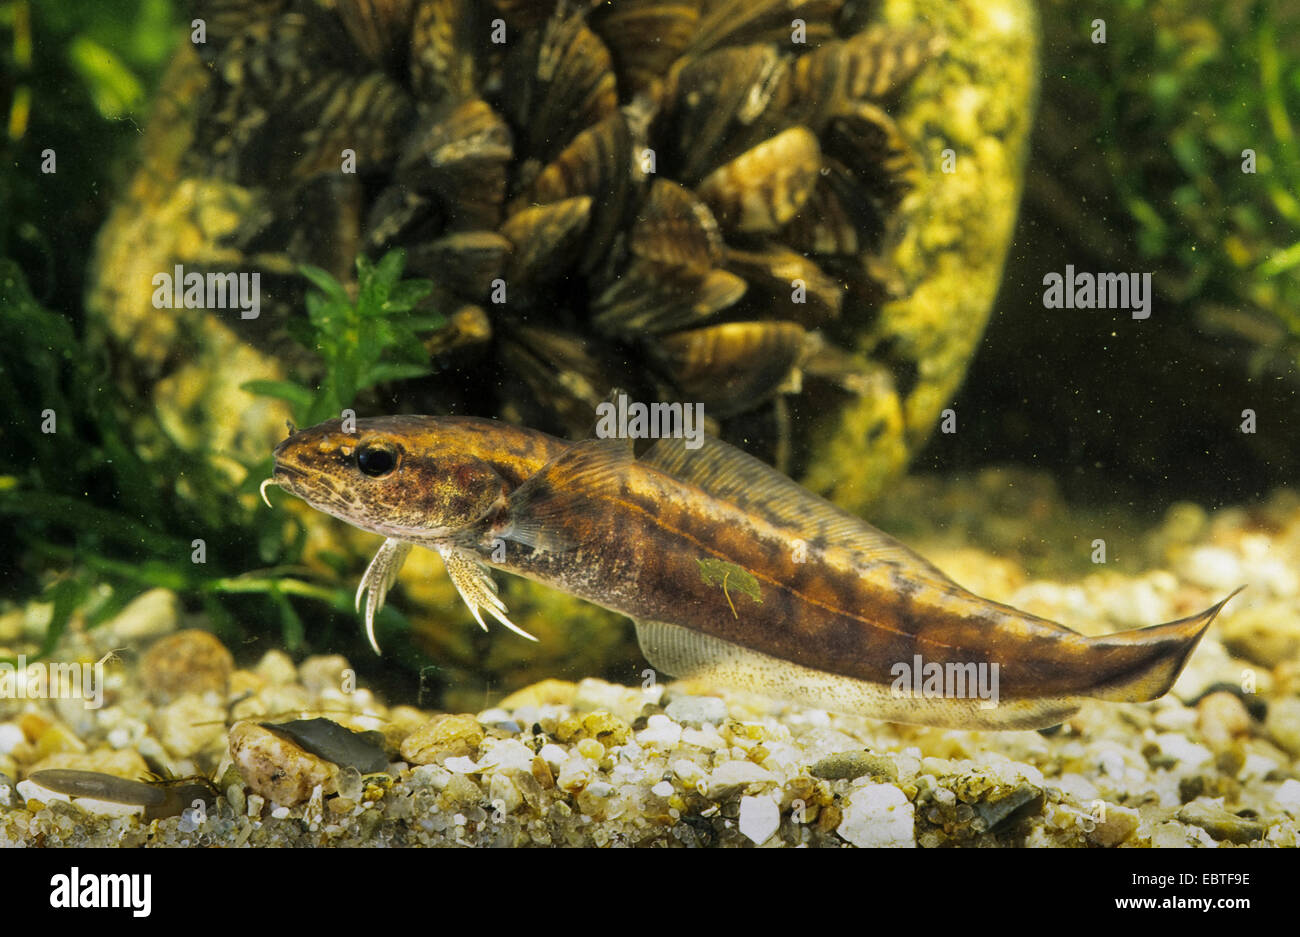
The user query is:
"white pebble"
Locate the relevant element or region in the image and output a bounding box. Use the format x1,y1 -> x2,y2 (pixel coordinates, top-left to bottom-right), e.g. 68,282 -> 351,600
557,755 -> 593,792
651,780 -> 675,798
443,756 -> 480,775
538,743 -> 569,770
1179,546 -> 1242,591
704,760 -> 774,797
636,714 -> 682,747
1155,733 -> 1213,768
738,795 -> 781,845
270,805 -> 291,819
0,723 -> 23,756
1273,779 -> 1300,814
479,739 -> 534,774
838,784 -> 915,848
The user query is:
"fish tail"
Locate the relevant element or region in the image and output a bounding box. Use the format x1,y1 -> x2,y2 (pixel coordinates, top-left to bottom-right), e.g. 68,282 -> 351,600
1086,587 -> 1243,703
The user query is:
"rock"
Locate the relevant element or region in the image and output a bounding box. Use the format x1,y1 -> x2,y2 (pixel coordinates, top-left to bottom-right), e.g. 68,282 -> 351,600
738,795 -> 781,845
1086,804 -> 1139,847
399,714 -> 485,765
253,650 -> 297,686
1273,779 -> 1300,814
665,695 -> 729,727
153,693 -> 227,758
1220,601 -> 1300,668
497,679 -> 578,710
1178,546 -> 1243,591
838,784 -> 916,848
140,629 -> 233,702
229,721 -> 338,807
574,678 -> 658,722
810,750 -> 899,782
298,655 -> 350,694
103,588 -> 178,643
1197,692 -> 1252,752
554,711 -> 632,747
704,760 -> 775,798
1154,733 -> 1213,768
0,722 -> 23,756
636,714 -> 682,748
1265,697 -> 1300,758
556,755 -> 593,793
1176,801 -> 1266,844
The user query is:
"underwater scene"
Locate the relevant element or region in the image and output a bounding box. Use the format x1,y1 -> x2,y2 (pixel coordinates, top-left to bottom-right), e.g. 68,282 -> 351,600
1,0 -> 1299,863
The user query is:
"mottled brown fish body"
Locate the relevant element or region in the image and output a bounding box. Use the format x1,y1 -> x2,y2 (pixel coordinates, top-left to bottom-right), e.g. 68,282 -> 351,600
491,454 -> 1221,705
271,415 -> 1236,729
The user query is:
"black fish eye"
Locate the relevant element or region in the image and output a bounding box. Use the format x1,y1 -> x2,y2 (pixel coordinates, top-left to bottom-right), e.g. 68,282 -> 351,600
357,445 -> 397,477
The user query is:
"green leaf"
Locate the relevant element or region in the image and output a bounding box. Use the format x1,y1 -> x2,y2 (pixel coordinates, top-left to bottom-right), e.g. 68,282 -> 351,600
364,363 -> 432,386
240,379 -> 314,413
299,264 -> 350,302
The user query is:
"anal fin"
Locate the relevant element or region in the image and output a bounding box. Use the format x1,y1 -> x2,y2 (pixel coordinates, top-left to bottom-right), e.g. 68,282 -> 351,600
633,619 -> 1081,731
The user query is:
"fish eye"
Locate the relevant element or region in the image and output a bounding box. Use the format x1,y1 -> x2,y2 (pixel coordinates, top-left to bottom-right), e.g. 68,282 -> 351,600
356,445 -> 397,478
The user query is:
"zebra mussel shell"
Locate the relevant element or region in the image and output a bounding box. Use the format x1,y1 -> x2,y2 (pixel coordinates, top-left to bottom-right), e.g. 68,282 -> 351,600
191,0 -> 942,466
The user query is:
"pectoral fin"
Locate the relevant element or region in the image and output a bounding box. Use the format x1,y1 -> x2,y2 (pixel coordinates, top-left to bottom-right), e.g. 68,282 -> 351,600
438,545 -> 538,642
356,538 -> 413,655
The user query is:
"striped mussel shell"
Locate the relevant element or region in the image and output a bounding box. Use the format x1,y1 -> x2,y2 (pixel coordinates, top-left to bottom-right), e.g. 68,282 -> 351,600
191,0 -> 942,467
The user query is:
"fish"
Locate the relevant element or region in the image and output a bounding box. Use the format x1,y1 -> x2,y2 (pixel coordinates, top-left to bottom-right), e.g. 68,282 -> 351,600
264,414 -> 1241,730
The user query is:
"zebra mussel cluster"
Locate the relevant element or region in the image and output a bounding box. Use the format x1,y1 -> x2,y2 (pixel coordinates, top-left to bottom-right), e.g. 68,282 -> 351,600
192,0 -> 940,462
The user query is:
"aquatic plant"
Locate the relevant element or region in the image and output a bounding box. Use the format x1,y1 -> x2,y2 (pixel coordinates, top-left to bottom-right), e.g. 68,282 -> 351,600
0,259 -> 413,661
241,248 -> 440,428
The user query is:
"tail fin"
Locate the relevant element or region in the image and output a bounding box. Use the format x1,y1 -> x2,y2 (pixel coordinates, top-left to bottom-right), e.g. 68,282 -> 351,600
1088,587 -> 1244,703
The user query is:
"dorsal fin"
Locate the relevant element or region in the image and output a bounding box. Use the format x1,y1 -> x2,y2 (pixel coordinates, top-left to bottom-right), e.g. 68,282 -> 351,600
642,435 -> 958,582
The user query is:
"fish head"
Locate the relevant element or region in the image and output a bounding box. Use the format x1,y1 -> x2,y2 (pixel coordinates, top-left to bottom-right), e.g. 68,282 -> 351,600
271,417 -> 508,541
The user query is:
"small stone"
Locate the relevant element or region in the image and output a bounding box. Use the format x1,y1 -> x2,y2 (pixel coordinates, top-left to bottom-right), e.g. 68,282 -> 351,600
1273,778 -> 1300,814
1197,691 -> 1252,751
636,714 -> 682,748
810,750 -> 899,782
838,784 -> 915,848
1149,821 -> 1188,848
576,738 -> 604,761
1178,546 -> 1242,591
665,695 -> 728,727
229,721 -> 338,807
298,655 -> 350,694
253,650 -> 298,686
738,795 -> 781,845
443,756 -> 479,774
556,754 -> 593,793
28,748 -> 150,780
104,588 -> 179,642
153,693 -> 227,758
651,780 -> 674,798
1155,733 -> 1212,768
574,678 -> 657,721
1086,804 -> 1139,847
479,739 -> 535,775
1221,601 -> 1300,668
399,714 -> 485,765
489,773 -> 522,814
704,760 -> 774,797
1265,697 -> 1300,758
0,723 -> 24,756
496,678 -> 578,710
140,629 -> 233,702
1176,801 -> 1266,844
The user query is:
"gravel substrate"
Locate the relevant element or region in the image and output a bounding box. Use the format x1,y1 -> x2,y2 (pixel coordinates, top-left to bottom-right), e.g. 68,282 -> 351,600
2,481 -> 1299,847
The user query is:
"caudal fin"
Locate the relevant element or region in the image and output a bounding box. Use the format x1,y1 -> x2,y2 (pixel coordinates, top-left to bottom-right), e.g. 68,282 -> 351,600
1088,587 -> 1244,703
